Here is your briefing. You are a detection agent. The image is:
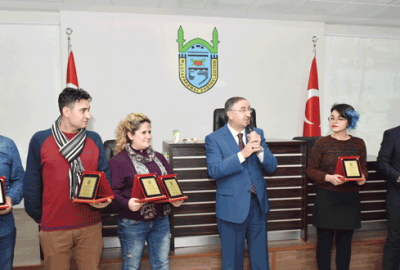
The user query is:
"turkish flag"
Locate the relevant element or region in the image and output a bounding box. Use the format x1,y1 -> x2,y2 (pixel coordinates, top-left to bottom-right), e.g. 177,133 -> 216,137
303,57 -> 321,136
66,50 -> 79,89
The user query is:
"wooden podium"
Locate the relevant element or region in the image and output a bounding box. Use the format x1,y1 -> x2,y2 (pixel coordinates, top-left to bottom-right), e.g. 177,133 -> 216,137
131,173 -> 167,203
0,176 -> 9,209
73,171 -> 115,203
334,156 -> 365,181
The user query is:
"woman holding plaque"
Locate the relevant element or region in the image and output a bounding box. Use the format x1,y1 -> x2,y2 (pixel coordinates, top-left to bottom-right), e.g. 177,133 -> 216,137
306,104 -> 368,270
0,135 -> 25,270
109,113 -> 183,270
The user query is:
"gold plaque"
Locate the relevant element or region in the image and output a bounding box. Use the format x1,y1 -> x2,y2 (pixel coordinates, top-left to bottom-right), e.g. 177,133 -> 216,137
164,179 -> 183,197
343,160 -> 361,177
77,175 -> 100,200
0,178 -> 5,205
335,156 -> 364,181
140,177 -> 162,197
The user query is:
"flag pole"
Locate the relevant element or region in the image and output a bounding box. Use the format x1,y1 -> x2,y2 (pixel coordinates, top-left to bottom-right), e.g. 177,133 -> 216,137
65,28 -> 79,89
312,36 -> 318,57
66,28 -> 72,55
303,36 -> 321,137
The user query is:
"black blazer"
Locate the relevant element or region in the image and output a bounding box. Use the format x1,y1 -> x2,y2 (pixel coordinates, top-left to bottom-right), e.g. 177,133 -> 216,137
377,126 -> 400,207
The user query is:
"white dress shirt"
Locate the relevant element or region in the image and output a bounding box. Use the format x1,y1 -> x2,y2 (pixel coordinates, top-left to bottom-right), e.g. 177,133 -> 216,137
227,123 -> 264,164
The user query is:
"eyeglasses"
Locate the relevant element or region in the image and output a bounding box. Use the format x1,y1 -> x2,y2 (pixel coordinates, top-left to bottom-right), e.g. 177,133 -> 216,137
327,117 -> 346,122
230,108 -> 254,114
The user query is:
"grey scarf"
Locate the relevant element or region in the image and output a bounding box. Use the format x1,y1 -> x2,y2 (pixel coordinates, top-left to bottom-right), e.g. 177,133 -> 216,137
51,116 -> 86,199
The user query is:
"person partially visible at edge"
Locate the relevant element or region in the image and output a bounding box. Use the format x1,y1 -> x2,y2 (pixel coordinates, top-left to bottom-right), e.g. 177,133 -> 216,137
23,87 -> 112,270
109,113 -> 183,270
377,124 -> 400,270
0,135 -> 24,270
306,103 -> 368,270
205,97 -> 277,270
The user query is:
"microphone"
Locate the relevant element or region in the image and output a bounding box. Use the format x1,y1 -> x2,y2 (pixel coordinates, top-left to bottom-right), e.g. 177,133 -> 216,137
246,116 -> 254,134
246,118 -> 263,153
246,124 -> 253,134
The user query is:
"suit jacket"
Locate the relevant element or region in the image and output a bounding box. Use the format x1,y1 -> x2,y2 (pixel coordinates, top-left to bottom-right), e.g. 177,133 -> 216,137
205,123 -> 277,224
377,126 -> 400,207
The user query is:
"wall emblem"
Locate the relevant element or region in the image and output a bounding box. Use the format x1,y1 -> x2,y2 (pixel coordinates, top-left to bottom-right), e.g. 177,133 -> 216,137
177,26 -> 219,94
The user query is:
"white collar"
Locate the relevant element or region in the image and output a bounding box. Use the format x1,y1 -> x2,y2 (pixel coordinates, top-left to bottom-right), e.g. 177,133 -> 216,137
227,123 -> 245,138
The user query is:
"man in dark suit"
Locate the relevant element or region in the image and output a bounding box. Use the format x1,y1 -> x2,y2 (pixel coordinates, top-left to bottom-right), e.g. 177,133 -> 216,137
377,126 -> 400,270
205,97 -> 277,270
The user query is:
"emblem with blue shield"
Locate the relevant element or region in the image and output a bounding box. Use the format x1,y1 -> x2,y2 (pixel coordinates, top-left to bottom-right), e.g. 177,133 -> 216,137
177,26 -> 219,94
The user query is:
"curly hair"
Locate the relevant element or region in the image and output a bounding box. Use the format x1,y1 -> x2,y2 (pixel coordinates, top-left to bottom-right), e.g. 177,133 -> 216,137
114,113 -> 151,155
331,103 -> 360,130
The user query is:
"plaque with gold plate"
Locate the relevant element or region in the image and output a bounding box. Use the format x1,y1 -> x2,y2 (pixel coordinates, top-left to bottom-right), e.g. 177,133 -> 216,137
155,174 -> 188,204
131,173 -> 167,203
0,176 -> 9,209
334,156 -> 365,181
73,171 -> 115,203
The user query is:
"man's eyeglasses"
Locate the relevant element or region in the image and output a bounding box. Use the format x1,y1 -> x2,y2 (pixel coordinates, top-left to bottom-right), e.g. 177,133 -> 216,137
328,117 -> 346,122
230,108 -> 254,114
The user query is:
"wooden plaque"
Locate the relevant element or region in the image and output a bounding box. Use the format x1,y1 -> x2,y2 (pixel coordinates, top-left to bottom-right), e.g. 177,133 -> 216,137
73,171 -> 114,203
131,173 -> 167,203
0,176 -> 9,209
334,156 -> 365,181
155,174 -> 188,204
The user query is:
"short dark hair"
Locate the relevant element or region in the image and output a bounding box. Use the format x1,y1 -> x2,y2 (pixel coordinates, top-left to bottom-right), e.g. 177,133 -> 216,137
331,103 -> 354,118
331,103 -> 360,130
224,97 -> 246,115
58,87 -> 92,114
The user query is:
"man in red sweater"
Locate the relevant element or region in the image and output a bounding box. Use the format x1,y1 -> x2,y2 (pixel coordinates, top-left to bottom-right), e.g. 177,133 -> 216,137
24,88 -> 112,270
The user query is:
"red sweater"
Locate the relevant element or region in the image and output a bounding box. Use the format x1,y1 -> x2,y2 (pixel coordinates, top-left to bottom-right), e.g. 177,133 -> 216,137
306,135 -> 368,193
24,129 -> 110,231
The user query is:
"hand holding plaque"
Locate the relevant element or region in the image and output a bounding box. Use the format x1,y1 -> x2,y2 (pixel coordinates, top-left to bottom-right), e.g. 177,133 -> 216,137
73,171 -> 115,203
131,173 -> 167,203
334,156 -> 365,181
155,174 -> 188,204
0,177 -> 10,210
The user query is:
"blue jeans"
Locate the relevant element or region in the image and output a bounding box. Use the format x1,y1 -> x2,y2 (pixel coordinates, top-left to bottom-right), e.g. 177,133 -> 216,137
118,215 -> 170,270
0,226 -> 16,270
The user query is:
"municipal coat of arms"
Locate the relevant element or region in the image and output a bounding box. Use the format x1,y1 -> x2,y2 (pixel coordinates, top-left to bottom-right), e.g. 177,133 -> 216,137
177,26 -> 219,94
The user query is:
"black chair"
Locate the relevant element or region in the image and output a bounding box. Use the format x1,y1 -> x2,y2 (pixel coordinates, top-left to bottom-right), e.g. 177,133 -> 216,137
292,136 -> 320,163
104,140 -> 116,161
213,108 -> 257,131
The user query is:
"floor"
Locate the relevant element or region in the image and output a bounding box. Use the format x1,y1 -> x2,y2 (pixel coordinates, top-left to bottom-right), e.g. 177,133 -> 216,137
12,209 -> 387,270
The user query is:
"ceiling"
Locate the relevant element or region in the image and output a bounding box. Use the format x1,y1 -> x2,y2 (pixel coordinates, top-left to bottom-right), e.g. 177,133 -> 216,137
1,0 -> 400,28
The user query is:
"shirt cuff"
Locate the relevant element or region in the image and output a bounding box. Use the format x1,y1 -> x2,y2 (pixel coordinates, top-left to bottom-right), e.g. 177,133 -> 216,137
237,152 -> 246,163
257,151 -> 264,163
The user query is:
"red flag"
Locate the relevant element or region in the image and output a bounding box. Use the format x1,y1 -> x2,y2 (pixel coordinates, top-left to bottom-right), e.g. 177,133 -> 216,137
66,50 -> 79,88
303,57 -> 321,136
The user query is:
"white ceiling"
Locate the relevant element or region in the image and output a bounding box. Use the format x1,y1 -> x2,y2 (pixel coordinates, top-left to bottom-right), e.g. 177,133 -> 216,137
1,0 -> 400,27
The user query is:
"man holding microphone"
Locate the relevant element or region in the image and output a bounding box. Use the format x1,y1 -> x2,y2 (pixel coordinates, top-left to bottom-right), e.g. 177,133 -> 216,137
205,97 -> 277,270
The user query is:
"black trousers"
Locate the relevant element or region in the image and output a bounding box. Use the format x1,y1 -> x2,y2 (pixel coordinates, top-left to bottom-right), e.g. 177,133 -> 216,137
316,227 -> 354,270
383,204 -> 400,270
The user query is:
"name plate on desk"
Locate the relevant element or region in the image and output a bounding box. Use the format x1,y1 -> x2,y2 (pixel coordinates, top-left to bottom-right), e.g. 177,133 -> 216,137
0,176 -> 9,209
334,156 -> 364,181
155,174 -> 188,204
132,173 -> 167,203
73,171 -> 114,203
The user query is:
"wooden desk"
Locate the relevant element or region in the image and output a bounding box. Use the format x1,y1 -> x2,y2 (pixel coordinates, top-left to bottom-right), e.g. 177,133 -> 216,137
163,140 -> 309,250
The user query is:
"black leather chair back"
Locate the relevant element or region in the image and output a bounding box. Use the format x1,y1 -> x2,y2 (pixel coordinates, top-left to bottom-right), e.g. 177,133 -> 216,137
104,140 -> 116,161
213,108 -> 257,131
292,136 -> 320,162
